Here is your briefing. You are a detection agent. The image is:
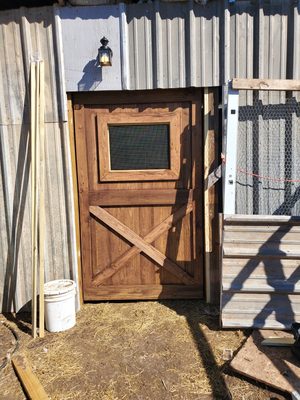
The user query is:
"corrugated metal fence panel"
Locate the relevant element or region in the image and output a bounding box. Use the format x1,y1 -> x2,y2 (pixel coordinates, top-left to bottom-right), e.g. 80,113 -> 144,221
228,1 -> 290,81
221,216 -> 300,329
228,2 -> 255,81
0,123 -> 74,311
0,6 -> 77,312
0,7 -> 66,125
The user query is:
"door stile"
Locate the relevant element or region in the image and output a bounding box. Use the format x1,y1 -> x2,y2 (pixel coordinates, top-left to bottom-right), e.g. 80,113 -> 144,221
74,105 -> 92,298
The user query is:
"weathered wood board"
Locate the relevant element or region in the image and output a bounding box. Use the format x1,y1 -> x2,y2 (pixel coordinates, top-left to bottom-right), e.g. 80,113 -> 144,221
230,330 -> 300,394
12,355 -> 49,400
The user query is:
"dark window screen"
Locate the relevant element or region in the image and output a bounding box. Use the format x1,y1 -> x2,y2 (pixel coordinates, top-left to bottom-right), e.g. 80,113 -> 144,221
109,124 -> 170,170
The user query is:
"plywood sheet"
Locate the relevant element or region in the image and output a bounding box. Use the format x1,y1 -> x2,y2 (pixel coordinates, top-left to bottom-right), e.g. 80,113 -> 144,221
231,330 -> 300,394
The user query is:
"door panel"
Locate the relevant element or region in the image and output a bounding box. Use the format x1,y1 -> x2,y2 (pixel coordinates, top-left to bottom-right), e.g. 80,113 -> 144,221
74,90 -> 203,300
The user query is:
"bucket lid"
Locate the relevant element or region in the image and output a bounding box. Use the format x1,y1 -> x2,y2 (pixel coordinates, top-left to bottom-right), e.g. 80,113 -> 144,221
44,279 -> 76,296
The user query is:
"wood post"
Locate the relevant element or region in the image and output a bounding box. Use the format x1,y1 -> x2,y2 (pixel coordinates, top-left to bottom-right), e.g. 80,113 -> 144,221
204,88 -> 220,304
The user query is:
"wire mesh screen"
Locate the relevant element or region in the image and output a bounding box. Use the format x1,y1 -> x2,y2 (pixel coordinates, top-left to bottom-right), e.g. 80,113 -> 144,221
109,124 -> 170,170
236,90 -> 300,216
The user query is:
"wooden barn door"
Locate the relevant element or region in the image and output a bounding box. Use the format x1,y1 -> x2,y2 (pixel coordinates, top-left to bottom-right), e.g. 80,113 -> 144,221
74,90 -> 203,300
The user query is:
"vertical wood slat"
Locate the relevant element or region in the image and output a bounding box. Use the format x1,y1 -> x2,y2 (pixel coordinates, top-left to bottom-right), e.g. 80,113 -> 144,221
204,88 -> 212,303
204,88 -> 220,304
191,99 -> 203,284
31,61 -> 38,339
38,61 -> 45,338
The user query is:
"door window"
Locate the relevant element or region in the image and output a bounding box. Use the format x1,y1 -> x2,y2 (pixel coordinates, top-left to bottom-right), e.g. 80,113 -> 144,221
97,110 -> 181,181
109,124 -> 170,170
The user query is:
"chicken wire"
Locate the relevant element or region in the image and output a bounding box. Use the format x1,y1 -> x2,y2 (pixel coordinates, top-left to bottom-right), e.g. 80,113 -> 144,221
236,90 -> 300,216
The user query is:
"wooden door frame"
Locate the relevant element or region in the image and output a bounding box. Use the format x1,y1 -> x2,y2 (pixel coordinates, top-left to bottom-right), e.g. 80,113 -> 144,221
67,94 -> 83,304
70,88 -> 209,302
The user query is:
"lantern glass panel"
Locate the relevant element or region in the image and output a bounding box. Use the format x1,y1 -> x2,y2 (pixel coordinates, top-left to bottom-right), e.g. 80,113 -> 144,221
99,49 -> 111,66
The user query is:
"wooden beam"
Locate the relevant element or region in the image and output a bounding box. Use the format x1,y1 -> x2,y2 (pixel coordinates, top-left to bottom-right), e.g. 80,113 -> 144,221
232,78 -> 300,91
89,206 -> 194,285
12,355 -> 49,400
73,88 -> 202,106
92,202 -> 193,285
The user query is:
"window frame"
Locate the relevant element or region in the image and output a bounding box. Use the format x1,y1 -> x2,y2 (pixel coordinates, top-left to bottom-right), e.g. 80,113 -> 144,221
97,110 -> 181,182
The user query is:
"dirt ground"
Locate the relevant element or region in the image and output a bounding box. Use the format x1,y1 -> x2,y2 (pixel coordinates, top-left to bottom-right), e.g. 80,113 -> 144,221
0,300 -> 289,400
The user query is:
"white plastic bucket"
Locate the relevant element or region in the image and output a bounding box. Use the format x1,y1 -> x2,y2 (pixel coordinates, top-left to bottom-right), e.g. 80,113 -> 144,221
44,279 -> 76,333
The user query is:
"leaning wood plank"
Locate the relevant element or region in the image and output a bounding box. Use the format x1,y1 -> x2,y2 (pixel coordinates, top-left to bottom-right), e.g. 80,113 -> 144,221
92,202 -> 193,285
38,61 -> 45,338
34,61 -> 40,338
231,330 -> 300,394
31,62 -> 38,339
12,355 -> 49,400
262,337 -> 295,347
89,206 -> 194,285
232,78 -> 300,91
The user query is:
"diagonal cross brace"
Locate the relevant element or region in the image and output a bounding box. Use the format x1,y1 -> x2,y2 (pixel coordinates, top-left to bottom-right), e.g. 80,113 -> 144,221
92,202 -> 194,285
89,204 -> 195,285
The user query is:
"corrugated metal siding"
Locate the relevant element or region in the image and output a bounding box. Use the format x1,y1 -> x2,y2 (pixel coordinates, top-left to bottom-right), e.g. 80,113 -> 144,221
0,6 -> 78,312
227,1 -> 291,81
125,1 -> 221,89
59,0 -> 300,92
59,5 -> 122,92
221,216 -> 300,329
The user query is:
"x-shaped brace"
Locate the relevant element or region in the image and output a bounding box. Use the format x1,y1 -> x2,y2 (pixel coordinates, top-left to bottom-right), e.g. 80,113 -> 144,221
89,203 -> 195,286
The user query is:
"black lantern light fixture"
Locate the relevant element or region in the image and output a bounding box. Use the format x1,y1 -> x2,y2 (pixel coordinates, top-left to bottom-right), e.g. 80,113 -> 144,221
98,37 -> 113,67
